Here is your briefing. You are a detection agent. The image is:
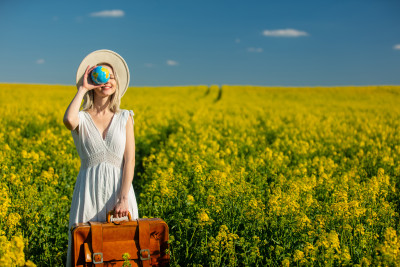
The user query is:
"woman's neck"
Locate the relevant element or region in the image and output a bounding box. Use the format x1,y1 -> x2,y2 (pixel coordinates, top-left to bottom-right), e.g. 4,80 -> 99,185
92,95 -> 111,114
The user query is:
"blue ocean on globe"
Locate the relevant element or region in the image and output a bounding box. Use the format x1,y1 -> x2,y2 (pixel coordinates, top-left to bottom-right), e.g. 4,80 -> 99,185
91,66 -> 110,84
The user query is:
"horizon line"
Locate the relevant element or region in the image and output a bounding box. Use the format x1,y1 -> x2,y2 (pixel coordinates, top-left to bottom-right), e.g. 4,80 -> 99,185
0,82 -> 399,88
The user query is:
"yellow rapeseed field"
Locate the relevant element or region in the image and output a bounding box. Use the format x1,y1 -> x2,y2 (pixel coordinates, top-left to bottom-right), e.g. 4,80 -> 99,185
0,84 -> 400,266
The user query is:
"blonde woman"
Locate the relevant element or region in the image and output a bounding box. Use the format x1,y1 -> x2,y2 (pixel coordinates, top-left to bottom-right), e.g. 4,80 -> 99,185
63,50 -> 139,267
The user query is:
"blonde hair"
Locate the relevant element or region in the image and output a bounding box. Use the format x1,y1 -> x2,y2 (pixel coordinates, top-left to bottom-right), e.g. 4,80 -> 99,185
81,63 -> 121,113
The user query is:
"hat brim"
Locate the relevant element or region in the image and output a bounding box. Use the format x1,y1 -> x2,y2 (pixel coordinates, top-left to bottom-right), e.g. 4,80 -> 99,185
76,49 -> 130,97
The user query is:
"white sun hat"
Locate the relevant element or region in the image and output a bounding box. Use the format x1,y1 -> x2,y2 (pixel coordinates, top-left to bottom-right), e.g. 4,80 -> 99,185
76,49 -> 130,97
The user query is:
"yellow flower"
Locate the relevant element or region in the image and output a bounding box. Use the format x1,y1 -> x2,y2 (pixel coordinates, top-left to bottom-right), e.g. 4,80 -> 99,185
0,235 -> 29,266
281,258 -> 290,267
0,184 -> 11,218
21,150 -> 28,158
198,211 -> 209,222
293,249 -> 305,262
207,194 -> 215,206
187,194 -> 195,204
25,260 -> 37,267
6,213 -> 22,230
377,227 -> 400,265
327,231 -> 340,251
194,163 -> 203,174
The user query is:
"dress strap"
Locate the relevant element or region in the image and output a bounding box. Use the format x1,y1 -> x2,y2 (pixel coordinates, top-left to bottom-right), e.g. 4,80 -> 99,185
128,110 -> 134,126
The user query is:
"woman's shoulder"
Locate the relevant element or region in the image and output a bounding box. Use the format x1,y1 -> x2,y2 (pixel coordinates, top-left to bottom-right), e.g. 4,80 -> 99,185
79,109 -> 89,116
76,110 -> 85,118
119,109 -> 134,116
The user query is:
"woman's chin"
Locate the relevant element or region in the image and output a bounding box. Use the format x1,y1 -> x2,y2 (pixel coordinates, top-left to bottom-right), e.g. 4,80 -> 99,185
95,88 -> 115,96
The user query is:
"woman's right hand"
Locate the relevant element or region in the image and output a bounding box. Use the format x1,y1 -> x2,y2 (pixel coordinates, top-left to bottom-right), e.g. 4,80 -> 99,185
80,65 -> 103,91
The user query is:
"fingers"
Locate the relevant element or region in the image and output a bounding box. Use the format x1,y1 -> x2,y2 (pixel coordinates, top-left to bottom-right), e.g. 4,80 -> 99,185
117,211 -> 127,218
84,65 -> 90,76
113,209 -> 128,218
114,208 -> 120,218
119,210 -> 127,218
84,65 -> 97,76
82,65 -> 102,90
92,84 -> 103,90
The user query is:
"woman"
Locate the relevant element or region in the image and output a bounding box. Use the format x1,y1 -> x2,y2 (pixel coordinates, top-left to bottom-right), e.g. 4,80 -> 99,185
63,50 -> 139,267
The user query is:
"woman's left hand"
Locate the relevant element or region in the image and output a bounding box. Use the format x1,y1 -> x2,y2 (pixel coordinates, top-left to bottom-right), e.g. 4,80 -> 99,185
113,198 -> 129,218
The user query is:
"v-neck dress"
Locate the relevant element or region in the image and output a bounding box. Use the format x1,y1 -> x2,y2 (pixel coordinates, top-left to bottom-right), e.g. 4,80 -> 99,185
66,109 -> 139,267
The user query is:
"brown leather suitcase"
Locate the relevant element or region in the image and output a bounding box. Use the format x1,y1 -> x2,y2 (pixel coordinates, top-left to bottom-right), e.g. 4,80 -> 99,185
70,211 -> 170,267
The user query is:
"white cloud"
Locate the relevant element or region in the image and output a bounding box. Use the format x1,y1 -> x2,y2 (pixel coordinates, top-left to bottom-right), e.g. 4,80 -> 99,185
235,38 -> 241,43
166,60 -> 179,66
247,47 -> 263,53
90,10 -> 125,18
394,44 -> 400,50
262,28 -> 309,37
36,59 -> 45,64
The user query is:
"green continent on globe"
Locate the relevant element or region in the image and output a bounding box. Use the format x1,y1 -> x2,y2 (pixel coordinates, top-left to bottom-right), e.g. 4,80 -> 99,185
93,72 -> 98,80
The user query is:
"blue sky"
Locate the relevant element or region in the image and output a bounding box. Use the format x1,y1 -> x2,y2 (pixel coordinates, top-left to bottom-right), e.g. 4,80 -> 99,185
1,0 -> 399,86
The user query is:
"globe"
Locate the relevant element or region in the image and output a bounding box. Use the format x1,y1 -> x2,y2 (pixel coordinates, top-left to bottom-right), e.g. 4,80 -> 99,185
91,66 -> 110,84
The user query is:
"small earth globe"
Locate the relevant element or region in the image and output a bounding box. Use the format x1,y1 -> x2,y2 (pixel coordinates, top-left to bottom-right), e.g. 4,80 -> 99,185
91,66 -> 110,84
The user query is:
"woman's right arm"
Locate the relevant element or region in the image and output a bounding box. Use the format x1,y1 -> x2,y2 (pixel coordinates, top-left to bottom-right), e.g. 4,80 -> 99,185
63,86 -> 89,131
63,65 -> 101,131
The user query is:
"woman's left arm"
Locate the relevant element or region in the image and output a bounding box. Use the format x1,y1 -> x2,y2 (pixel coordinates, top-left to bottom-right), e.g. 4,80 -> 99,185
114,114 -> 135,218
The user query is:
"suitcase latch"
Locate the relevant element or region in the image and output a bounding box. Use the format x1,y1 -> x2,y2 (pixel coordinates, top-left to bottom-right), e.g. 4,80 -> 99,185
93,252 -> 103,264
140,249 -> 151,260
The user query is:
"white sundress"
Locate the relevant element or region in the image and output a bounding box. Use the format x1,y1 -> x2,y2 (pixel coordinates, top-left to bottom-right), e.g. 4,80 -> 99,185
66,109 -> 139,267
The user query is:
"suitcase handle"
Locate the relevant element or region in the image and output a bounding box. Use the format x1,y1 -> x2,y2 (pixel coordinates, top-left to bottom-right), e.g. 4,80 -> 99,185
107,210 -> 132,223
